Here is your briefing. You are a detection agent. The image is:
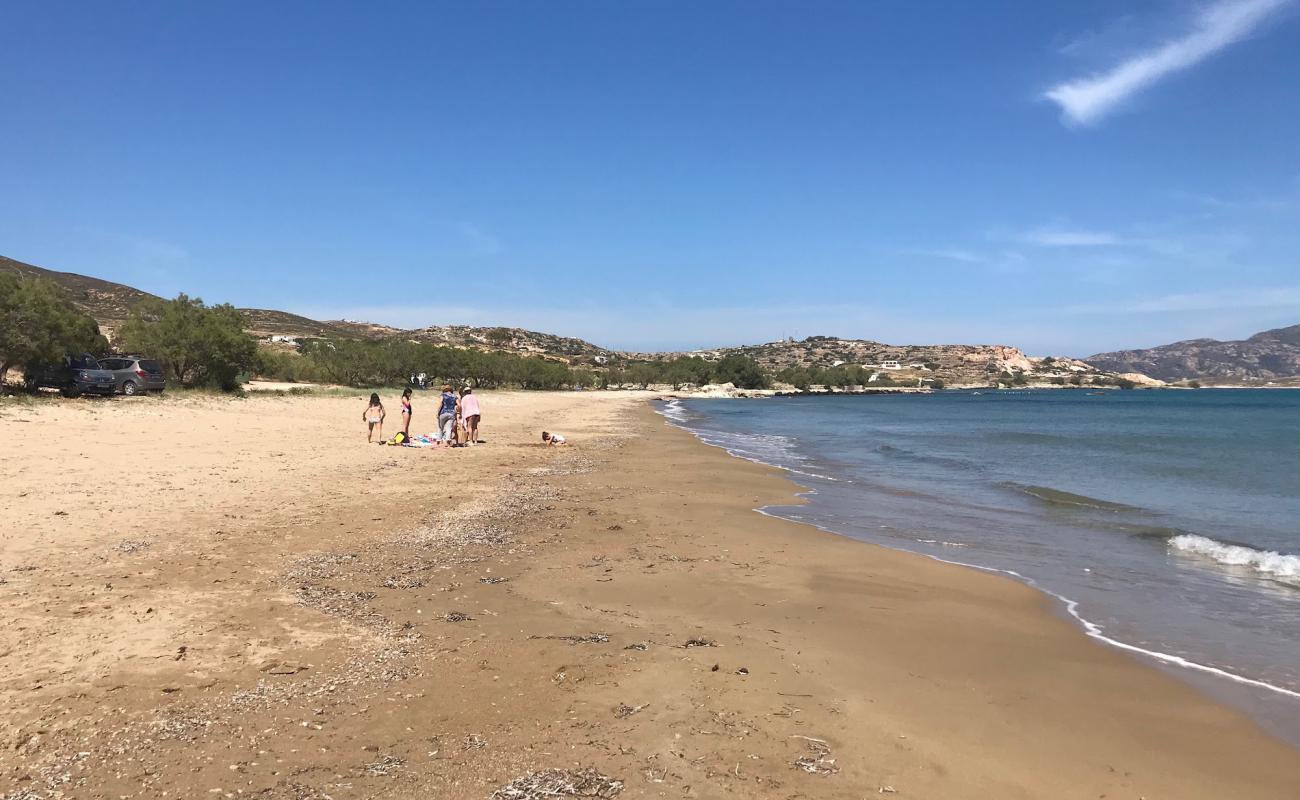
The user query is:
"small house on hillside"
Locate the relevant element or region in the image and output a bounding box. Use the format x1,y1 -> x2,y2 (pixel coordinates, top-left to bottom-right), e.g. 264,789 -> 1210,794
880,360 -> 902,370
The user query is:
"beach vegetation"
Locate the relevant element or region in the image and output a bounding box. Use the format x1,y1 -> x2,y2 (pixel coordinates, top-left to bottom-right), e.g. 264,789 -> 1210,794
282,337 -> 581,390
0,273 -> 108,383
116,294 -> 259,391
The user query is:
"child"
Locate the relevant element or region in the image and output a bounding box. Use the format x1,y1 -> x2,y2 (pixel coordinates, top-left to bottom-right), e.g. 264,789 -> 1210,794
541,431 -> 567,446
363,393 -> 386,442
400,387 -> 413,438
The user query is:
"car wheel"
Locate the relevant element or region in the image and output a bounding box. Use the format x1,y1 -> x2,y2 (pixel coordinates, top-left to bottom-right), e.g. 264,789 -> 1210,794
61,386 -> 80,398
122,380 -> 139,396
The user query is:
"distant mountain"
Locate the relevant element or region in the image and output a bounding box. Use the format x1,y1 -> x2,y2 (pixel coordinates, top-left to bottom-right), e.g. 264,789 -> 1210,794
1086,325 -> 1300,383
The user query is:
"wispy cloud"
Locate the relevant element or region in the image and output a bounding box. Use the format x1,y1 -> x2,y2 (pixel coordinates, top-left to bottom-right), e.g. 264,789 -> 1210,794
1044,0 -> 1292,125
910,248 -> 987,263
1016,227 -> 1121,247
1066,285 -> 1300,314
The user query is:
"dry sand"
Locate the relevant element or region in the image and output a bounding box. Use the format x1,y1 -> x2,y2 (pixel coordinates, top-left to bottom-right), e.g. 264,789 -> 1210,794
1,389 -> 1296,799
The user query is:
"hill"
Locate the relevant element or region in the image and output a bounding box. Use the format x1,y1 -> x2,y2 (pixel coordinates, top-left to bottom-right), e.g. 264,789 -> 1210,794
0,255 -> 612,361
1,255 -> 158,334
2,254 -> 1152,385
637,336 -> 1121,387
1086,325 -> 1300,383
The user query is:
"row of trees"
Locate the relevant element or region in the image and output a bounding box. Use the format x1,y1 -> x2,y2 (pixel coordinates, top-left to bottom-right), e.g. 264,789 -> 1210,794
282,339 -> 586,390
258,342 -> 772,391
600,355 -> 769,390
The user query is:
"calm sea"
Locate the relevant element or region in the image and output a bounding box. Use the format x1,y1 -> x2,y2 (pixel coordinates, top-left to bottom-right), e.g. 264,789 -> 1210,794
660,389 -> 1300,744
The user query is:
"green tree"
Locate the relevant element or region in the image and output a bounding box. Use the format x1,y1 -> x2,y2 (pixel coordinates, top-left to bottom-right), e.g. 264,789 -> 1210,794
711,355 -> 769,389
117,294 -> 258,391
0,274 -> 107,382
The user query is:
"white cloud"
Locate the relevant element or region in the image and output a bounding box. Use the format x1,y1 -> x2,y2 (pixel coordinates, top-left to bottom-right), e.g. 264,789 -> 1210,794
1066,285 -> 1300,314
1044,0 -> 1292,125
911,248 -> 987,263
1016,227 -> 1121,247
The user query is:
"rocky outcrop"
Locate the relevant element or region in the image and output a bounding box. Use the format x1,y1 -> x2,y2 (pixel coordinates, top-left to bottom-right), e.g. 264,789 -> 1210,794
1086,325 -> 1300,382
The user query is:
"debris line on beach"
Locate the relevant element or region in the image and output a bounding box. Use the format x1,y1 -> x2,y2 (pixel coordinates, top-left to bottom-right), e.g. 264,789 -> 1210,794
491,767 -> 624,799
530,633 -> 610,645
791,735 -> 839,775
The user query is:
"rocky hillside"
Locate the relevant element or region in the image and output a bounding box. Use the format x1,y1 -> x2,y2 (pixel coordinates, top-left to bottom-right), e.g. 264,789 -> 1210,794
1086,325 -> 1300,383
405,325 -> 609,360
1,255 -> 156,332
639,336 -> 1120,387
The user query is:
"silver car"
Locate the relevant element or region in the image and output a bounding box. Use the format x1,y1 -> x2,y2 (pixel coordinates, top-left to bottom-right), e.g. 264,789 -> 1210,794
98,356 -> 167,395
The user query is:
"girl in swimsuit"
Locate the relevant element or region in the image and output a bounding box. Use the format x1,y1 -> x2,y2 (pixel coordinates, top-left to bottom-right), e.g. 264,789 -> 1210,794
363,393 -> 385,443
400,387 -> 413,438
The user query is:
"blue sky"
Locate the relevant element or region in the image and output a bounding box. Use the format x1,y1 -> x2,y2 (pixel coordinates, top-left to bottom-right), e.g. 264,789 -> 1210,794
2,1 -> 1298,355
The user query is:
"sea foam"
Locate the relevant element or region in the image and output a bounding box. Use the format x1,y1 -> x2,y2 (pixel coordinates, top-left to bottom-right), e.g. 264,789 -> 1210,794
1170,534 -> 1300,587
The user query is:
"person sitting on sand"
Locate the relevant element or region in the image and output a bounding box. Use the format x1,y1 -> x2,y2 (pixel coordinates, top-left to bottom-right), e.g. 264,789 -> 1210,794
542,431 -> 567,446
363,393 -> 386,442
437,384 -> 458,445
400,387 -> 413,439
459,387 -> 481,445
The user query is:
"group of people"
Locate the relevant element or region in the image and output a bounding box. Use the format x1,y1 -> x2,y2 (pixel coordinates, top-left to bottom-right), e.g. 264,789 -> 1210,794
364,384 -> 482,446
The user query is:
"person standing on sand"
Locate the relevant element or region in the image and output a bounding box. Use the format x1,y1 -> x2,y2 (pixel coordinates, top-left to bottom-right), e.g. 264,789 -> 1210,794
400,387 -> 413,439
363,393 -> 385,443
437,384 -> 458,445
459,387 -> 481,445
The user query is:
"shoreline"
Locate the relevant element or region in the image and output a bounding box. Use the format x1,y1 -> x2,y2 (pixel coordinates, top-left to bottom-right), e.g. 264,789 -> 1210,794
3,391 -> 1297,798
661,394 -> 1300,744
661,398 -> 1300,702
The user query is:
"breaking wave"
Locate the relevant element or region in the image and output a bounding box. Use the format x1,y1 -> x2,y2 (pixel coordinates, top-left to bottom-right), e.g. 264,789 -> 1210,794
1170,535 -> 1300,587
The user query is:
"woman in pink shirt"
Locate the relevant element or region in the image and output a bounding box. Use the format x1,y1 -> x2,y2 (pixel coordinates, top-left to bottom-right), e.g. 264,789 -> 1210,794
459,387 -> 482,445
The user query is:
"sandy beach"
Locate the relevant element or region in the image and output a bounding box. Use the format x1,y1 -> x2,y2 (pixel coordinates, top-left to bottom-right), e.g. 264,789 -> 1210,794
2,390 -> 1297,799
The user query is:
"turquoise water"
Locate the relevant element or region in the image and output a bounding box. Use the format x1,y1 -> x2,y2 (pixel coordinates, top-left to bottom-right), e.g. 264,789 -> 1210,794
662,389 -> 1300,743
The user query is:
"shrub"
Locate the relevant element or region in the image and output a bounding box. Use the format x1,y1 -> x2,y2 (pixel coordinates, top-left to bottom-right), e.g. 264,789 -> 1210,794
0,273 -> 108,381
116,294 -> 259,391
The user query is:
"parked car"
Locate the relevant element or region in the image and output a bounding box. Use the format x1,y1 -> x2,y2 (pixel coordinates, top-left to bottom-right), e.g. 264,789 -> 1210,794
98,355 -> 167,395
25,353 -> 116,397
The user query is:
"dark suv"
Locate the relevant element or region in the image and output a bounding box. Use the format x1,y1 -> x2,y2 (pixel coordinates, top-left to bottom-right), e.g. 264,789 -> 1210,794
98,356 -> 167,395
25,353 -> 117,397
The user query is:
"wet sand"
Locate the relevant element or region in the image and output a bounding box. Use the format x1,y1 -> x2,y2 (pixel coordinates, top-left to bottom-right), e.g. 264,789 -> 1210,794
1,390 -> 1296,798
